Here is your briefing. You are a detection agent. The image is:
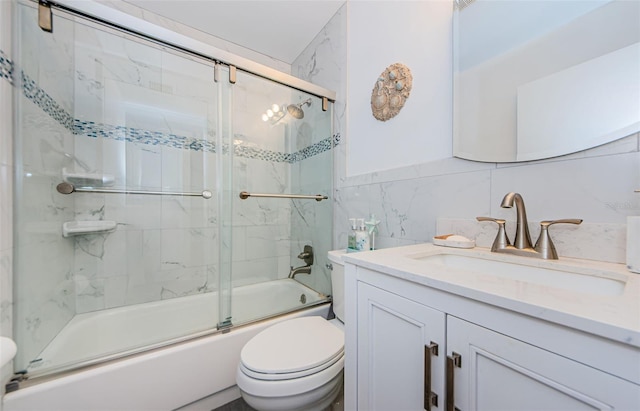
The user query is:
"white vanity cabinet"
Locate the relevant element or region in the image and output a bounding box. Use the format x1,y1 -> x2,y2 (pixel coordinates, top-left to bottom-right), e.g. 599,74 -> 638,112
349,265 -> 640,411
357,282 -> 445,410
448,316 -> 639,410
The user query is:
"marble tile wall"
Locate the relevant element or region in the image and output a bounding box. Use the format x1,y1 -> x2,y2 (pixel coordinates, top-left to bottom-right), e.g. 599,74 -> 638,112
69,19 -> 221,313
334,135 -> 639,264
287,102 -> 334,295
293,4 -> 347,293
2,0 -> 337,373
11,3 -> 76,372
295,2 -> 639,266
0,0 -> 14,397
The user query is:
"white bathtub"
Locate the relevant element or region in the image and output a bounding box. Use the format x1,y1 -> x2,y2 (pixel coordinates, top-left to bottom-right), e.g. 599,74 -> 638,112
3,279 -> 331,411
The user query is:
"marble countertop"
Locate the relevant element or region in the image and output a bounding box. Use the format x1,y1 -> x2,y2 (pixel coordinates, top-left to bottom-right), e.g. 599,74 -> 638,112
343,243 -> 640,348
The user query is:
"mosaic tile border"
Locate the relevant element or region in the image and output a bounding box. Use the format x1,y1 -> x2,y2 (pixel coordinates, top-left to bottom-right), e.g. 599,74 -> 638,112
73,120 -> 217,153
2,50 -> 338,164
0,49 -> 13,85
22,71 -> 75,130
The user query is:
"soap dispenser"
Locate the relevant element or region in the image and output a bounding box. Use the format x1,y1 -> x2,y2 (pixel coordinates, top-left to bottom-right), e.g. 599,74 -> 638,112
347,218 -> 357,252
355,218 -> 371,252
364,214 -> 380,250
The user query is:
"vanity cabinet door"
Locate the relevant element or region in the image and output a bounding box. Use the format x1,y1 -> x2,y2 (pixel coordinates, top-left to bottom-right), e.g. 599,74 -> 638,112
357,282 -> 446,411
446,316 -> 640,411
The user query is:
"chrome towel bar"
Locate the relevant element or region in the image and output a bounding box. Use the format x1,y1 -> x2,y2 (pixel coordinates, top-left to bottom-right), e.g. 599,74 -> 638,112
239,191 -> 328,202
56,182 -> 213,199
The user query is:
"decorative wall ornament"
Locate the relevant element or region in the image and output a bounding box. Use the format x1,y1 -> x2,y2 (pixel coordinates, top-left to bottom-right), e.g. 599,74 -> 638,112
370,62 -> 413,122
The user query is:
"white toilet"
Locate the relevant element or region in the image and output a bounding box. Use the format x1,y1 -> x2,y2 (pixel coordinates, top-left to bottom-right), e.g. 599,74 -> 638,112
236,250 -> 346,411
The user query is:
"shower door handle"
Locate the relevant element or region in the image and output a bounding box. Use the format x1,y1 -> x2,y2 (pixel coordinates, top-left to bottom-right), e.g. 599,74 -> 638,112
239,191 -> 328,201
57,183 -> 213,199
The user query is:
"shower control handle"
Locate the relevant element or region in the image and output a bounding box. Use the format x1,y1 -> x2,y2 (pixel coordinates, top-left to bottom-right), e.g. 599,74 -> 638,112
298,245 -> 314,266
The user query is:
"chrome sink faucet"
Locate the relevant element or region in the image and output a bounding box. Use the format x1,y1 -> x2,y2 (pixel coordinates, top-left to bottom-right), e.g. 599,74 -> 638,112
477,192 -> 582,260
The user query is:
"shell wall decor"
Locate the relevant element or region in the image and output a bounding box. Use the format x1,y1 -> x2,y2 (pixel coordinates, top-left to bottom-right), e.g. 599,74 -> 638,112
370,63 -> 413,122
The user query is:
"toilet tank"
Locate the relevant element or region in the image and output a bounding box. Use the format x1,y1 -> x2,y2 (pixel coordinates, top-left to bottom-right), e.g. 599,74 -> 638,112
327,250 -> 347,322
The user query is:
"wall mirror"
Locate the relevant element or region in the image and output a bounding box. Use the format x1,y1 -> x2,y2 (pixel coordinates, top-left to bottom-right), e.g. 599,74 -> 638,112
453,0 -> 640,163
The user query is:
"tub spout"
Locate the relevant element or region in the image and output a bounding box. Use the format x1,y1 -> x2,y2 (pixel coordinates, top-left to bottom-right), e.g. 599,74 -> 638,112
289,265 -> 311,279
289,245 -> 313,278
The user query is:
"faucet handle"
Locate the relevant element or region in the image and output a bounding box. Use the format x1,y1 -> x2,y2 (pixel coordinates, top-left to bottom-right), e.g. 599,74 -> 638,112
534,219 -> 583,259
476,217 -> 511,252
540,219 -> 583,226
297,245 -> 314,265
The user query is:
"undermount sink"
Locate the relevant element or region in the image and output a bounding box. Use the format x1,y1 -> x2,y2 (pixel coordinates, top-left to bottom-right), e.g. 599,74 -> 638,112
411,253 -> 627,297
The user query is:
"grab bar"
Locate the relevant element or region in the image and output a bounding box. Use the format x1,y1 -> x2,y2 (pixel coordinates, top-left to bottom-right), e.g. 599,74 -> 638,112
239,191 -> 328,202
57,182 -> 213,199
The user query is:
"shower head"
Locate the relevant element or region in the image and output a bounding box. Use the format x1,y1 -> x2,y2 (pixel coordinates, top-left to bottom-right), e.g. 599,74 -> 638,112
287,104 -> 304,119
286,98 -> 312,120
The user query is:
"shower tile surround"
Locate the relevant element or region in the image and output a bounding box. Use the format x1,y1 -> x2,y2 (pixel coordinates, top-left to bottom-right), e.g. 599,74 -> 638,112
0,0 -> 14,396
1,2 -> 335,373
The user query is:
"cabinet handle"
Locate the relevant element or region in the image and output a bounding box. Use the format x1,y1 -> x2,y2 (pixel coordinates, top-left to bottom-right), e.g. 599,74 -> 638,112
446,352 -> 462,411
424,342 -> 439,410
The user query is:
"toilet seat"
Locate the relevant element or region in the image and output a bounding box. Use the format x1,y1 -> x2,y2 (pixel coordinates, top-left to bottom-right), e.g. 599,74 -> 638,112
239,349 -> 343,381
236,353 -> 344,399
239,316 -> 344,381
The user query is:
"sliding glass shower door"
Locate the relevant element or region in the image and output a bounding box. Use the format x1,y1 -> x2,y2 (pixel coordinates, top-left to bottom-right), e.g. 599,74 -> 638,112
12,0 -> 333,379
14,1 -> 228,375
229,70 -> 333,326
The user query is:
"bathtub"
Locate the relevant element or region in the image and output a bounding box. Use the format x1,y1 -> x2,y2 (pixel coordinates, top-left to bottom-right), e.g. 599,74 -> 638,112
3,279 -> 331,411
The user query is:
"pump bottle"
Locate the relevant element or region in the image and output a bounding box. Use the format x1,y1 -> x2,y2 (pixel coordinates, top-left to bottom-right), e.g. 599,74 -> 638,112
355,218 -> 370,251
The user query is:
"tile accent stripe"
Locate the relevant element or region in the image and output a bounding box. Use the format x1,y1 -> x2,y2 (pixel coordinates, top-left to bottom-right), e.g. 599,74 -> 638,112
22,71 -> 75,130
72,120 -> 217,153
0,49 -> 14,84
2,48 -> 338,163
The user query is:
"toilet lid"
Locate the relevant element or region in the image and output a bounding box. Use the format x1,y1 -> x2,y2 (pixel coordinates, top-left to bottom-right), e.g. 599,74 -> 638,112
240,316 -> 344,375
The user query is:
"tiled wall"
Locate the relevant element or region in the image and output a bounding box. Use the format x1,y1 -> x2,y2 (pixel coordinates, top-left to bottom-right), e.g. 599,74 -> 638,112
334,138 -> 638,264
12,3 -> 77,373
0,0 -> 14,398
3,1 -> 335,373
293,4 -> 347,276
69,18 -> 221,313
297,2 -> 639,266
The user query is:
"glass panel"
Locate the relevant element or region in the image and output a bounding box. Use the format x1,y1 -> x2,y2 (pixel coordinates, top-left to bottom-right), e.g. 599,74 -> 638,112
230,70 -> 333,326
12,0 -> 334,380
13,1 -> 76,375
217,64 -> 233,330
14,2 -> 220,376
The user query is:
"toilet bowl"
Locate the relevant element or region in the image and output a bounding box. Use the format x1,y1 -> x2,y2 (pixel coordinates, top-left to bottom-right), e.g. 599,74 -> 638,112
236,250 -> 346,411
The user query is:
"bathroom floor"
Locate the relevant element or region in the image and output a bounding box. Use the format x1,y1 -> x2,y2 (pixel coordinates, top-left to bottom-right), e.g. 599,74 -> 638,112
212,387 -> 344,411
212,398 -> 257,411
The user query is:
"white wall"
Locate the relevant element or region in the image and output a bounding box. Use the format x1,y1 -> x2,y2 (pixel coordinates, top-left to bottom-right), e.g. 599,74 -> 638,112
346,0 -> 453,177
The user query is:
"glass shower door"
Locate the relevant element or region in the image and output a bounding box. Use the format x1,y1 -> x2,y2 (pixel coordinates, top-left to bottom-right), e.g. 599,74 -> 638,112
13,1 -> 226,376
228,69 -> 333,326
12,0 -> 334,380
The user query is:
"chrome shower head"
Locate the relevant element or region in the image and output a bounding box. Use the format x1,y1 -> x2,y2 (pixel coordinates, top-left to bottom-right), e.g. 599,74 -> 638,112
287,98 -> 312,120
